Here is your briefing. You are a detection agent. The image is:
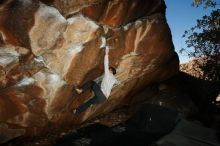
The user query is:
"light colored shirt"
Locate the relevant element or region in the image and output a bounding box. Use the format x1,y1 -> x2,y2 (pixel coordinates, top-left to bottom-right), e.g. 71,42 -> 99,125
100,49 -> 119,98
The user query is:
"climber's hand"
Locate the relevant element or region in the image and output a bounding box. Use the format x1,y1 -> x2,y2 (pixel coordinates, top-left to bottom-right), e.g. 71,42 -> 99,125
105,46 -> 109,54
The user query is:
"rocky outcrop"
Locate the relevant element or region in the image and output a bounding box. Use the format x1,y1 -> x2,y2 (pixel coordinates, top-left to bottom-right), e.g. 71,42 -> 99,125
180,57 -> 220,81
180,58 -> 205,80
0,0 -> 179,143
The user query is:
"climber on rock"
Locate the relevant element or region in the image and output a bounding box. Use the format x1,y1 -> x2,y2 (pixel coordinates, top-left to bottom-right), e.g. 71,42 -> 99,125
73,47 -> 120,114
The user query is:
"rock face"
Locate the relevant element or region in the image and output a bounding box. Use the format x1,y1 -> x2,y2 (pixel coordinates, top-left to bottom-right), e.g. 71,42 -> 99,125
0,0 -> 179,143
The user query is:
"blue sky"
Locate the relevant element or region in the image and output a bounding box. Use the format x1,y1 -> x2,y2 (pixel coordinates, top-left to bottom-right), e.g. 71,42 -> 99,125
164,0 -> 213,63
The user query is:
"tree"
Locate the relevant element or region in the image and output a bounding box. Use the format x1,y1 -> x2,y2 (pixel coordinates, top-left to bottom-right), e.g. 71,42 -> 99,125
192,0 -> 218,8
181,0 -> 220,81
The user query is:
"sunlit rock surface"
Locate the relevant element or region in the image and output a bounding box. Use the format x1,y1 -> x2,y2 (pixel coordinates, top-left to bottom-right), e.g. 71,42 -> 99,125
0,0 -> 179,143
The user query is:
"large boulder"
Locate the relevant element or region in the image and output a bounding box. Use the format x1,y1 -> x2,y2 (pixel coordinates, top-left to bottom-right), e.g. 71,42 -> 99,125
0,0 -> 179,143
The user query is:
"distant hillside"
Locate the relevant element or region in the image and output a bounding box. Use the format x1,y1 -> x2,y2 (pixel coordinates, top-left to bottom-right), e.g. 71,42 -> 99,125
180,58 -> 205,80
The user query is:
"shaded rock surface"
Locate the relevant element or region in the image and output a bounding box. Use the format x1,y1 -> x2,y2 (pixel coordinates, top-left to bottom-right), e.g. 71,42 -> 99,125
2,71 -> 220,146
0,0 -> 179,143
54,104 -> 180,146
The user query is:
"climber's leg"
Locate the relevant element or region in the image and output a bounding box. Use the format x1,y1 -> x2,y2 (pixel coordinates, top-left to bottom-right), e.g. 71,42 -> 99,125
75,80 -> 96,94
81,80 -> 96,92
74,82 -> 106,113
75,96 -> 97,113
91,81 -> 106,103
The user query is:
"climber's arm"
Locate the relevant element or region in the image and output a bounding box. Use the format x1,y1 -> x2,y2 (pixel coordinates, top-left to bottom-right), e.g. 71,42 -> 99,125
104,47 -> 109,73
